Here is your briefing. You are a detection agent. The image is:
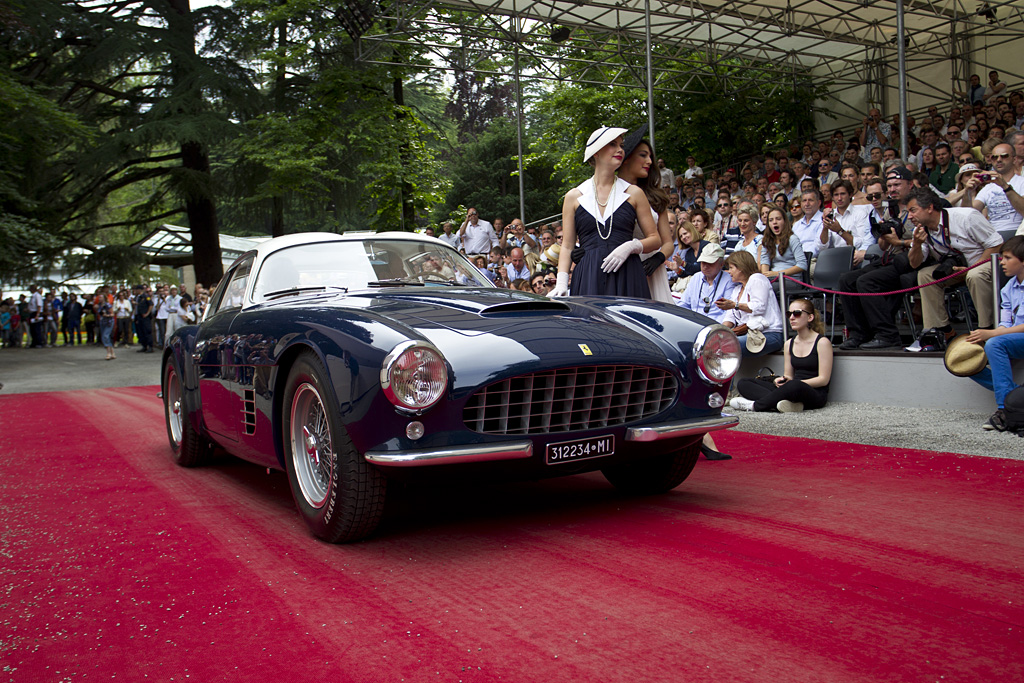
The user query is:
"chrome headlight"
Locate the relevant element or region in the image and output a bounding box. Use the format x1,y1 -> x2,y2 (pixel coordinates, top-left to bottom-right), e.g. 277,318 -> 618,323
693,324 -> 741,385
380,341 -> 448,412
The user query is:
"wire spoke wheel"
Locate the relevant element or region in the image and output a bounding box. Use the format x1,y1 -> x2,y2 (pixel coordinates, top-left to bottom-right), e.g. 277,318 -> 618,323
165,364 -> 183,448
282,351 -> 387,543
289,382 -> 334,508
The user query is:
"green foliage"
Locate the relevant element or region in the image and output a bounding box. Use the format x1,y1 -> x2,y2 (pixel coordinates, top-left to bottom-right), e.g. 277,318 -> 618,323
434,119 -> 564,225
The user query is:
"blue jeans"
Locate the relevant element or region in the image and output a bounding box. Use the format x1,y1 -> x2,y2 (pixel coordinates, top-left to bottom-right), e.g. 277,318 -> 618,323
969,332 -> 1024,408
737,330 -> 784,357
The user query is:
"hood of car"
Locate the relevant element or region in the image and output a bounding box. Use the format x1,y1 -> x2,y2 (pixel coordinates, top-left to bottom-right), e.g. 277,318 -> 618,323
345,288 -> 688,387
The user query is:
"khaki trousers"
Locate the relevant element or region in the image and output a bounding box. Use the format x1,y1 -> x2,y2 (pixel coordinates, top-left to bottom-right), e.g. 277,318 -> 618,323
918,261 -> 994,329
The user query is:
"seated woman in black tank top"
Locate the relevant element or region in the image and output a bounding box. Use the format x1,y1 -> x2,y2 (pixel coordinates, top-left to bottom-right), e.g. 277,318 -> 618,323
729,297 -> 833,412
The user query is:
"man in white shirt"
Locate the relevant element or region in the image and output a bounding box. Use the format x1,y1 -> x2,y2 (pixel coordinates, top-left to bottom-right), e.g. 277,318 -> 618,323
458,207 -> 498,257
683,156 -> 703,180
818,180 -> 872,262
657,159 -> 674,190
971,144 -> 1024,232
908,187 -> 1002,335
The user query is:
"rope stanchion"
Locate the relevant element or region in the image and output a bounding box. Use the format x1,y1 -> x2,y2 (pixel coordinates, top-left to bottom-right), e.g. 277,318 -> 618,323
780,258 -> 990,297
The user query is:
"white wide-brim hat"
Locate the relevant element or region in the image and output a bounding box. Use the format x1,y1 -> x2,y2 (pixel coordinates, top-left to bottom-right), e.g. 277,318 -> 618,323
583,126 -> 628,162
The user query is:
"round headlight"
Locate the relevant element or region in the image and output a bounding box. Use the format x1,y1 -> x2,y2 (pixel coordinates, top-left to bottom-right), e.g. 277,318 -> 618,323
381,341 -> 448,412
693,324 -> 741,385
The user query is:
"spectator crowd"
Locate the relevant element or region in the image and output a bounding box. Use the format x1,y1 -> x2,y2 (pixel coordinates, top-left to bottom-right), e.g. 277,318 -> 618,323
1,282 -> 212,356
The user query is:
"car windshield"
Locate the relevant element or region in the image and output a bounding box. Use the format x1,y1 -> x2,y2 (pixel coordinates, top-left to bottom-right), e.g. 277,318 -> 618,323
251,238 -> 493,303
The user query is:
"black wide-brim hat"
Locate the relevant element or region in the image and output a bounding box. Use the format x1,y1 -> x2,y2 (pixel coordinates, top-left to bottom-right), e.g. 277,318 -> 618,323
622,125 -> 647,160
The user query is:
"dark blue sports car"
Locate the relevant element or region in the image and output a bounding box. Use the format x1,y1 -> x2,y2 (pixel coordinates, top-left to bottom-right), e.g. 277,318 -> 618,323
162,232 -> 740,542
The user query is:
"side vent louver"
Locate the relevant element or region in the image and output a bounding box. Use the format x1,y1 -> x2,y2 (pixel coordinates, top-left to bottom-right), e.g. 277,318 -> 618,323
242,389 -> 256,436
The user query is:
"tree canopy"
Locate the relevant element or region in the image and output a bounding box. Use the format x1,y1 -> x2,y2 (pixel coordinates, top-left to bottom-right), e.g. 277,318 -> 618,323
0,1 -> 824,288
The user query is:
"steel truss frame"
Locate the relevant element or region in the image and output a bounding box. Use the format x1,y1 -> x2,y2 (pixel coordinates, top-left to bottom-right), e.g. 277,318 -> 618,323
356,0 -> 1022,112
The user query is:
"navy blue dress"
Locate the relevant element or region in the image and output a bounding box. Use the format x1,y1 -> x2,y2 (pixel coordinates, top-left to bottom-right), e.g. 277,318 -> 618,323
570,200 -> 651,298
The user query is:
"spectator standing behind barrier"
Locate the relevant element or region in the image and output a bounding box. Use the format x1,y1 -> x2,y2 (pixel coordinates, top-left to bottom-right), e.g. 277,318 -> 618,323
716,250 -> 784,357
969,144 -> 1024,233
730,298 -> 833,413
98,297 -> 116,360
64,294 -> 83,345
965,235 -> 1024,431
458,208 -> 498,258
134,285 -> 154,353
113,290 -> 133,346
838,168 -> 919,350
907,187 -> 1002,340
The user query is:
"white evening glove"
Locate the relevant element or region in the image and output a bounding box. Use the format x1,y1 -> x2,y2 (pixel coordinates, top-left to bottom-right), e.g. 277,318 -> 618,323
547,272 -> 570,298
601,238 -> 643,273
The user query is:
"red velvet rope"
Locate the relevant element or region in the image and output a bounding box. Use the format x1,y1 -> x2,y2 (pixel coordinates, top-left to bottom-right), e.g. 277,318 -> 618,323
781,259 -> 989,297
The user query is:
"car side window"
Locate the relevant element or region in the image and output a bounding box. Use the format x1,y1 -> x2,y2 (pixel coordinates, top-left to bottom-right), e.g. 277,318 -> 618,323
208,257 -> 253,317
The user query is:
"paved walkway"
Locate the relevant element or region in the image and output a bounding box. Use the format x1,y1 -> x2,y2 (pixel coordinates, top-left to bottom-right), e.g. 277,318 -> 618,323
0,342 -> 163,394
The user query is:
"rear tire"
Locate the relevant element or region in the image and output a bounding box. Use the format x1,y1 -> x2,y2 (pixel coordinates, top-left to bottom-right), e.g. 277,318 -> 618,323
282,351 -> 386,543
163,360 -> 213,467
602,440 -> 701,495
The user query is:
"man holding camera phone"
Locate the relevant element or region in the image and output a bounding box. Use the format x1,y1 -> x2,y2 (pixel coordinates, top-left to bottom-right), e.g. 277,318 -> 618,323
970,144 -> 1024,232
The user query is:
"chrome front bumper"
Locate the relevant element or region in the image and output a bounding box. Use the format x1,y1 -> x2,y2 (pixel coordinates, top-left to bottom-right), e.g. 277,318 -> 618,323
364,414 -> 737,467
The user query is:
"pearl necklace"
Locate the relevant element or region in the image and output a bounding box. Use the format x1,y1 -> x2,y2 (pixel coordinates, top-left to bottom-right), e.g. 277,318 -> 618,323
592,178 -> 614,240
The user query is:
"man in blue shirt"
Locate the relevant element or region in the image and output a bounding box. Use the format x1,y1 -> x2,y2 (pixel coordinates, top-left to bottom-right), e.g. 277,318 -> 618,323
967,235 -> 1024,431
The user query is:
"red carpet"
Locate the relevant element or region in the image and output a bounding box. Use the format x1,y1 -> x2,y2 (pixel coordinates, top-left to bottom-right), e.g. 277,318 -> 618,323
1,386 -> 1022,682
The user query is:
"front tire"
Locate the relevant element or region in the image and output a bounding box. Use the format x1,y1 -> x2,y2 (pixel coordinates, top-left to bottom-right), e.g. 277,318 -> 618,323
282,351 -> 387,543
601,440 -> 701,495
163,360 -> 213,467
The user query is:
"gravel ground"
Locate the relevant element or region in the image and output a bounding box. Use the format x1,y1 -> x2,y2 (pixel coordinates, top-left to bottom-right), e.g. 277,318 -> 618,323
730,402 -> 1024,460
2,344 -> 1020,460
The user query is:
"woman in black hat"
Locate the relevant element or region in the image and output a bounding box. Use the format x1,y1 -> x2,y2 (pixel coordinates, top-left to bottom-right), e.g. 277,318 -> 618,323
617,127 -> 675,303
547,126 -> 661,298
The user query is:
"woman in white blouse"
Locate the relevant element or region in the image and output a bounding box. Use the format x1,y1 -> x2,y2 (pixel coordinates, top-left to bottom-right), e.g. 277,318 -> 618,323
715,250 -> 784,356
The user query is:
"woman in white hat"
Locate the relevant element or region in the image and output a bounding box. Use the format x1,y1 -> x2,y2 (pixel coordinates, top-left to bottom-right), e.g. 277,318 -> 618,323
547,127 -> 661,298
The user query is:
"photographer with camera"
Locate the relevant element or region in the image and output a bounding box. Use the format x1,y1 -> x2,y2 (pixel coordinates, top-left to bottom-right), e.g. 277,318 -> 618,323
907,187 -> 1002,339
970,143 -> 1024,232
837,168 -> 920,350
858,108 -> 892,163
499,218 -> 538,254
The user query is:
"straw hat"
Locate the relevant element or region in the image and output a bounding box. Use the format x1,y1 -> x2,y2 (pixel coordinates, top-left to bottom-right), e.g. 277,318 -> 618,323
943,334 -> 987,377
745,328 -> 767,353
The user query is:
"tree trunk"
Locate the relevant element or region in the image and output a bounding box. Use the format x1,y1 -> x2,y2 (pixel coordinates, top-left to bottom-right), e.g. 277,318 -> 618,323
167,0 -> 223,286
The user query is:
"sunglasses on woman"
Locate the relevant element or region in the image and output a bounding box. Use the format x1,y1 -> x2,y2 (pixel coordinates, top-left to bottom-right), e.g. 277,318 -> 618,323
788,309 -> 808,317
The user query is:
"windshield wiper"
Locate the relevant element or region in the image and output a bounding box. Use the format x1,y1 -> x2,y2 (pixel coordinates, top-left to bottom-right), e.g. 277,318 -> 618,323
264,285 -> 347,299
367,278 -> 425,287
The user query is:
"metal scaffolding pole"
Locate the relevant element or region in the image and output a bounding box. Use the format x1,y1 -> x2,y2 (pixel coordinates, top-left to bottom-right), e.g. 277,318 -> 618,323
514,23 -> 526,224
896,0 -> 909,161
644,0 -> 655,155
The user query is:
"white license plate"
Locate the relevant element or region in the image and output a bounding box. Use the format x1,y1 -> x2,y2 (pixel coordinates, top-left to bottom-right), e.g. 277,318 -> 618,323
546,435 -> 615,465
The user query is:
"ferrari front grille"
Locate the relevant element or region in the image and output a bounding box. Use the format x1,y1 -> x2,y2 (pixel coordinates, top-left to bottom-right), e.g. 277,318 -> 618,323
463,365 -> 677,435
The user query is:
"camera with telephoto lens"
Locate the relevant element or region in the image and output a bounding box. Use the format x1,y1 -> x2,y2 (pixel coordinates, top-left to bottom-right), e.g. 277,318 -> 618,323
869,199 -> 903,241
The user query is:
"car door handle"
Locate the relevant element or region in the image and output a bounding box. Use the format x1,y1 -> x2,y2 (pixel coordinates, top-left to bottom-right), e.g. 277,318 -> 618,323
192,340 -> 208,361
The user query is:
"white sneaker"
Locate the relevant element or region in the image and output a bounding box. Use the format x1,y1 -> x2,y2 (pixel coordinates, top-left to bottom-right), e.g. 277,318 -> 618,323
776,400 -> 804,413
729,397 -> 755,411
